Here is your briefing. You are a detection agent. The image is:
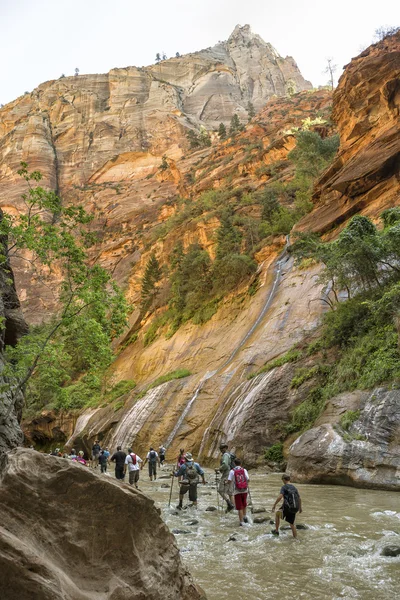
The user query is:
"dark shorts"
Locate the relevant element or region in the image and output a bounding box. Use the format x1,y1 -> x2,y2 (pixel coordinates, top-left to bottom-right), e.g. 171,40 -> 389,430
149,462 -> 157,476
234,492 -> 248,510
180,483 -> 198,502
129,470 -> 140,485
282,508 -> 296,525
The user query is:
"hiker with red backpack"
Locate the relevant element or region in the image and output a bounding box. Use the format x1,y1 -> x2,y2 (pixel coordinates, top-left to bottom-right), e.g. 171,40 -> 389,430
271,473 -> 302,538
124,448 -> 143,488
227,458 -> 250,526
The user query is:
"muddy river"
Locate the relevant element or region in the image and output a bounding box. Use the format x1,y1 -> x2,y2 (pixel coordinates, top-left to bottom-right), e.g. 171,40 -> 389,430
131,467 -> 400,600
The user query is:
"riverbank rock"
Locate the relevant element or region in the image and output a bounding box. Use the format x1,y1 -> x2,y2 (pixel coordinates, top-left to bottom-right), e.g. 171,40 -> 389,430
205,506 -> 218,512
253,517 -> 269,524
251,507 -> 267,514
288,388 -> 400,490
0,448 -> 206,600
381,546 -> 400,557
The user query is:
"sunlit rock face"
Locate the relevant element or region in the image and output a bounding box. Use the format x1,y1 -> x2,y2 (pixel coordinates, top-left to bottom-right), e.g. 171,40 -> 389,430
296,30 -> 400,237
0,448 -> 206,600
288,388 -> 400,490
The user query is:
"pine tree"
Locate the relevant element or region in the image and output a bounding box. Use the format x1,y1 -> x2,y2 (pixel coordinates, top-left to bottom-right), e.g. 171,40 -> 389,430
229,114 -> 241,136
218,122 -> 227,139
159,155 -> 168,171
141,253 -> 162,311
247,102 -> 255,121
187,129 -> 200,148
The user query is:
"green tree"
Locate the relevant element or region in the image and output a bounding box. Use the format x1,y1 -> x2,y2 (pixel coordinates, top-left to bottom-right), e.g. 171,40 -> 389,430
218,122 -> 227,139
288,130 -> 339,179
186,129 -> 200,149
215,209 -> 242,259
141,253 -> 162,312
229,113 -> 242,136
0,164 -> 128,417
247,101 -> 255,120
159,155 -> 168,171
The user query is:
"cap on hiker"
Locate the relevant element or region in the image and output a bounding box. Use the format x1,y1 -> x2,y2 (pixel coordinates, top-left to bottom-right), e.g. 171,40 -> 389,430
185,452 -> 193,460
219,443 -> 228,450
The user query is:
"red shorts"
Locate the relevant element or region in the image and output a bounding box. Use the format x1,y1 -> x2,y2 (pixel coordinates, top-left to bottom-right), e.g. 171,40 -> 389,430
234,492 -> 248,510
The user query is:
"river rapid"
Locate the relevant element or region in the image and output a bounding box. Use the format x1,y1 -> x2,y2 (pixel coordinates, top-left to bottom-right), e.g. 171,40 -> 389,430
134,468 -> 399,600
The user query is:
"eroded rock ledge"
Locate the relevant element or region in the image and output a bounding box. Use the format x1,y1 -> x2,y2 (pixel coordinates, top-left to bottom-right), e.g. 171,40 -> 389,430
0,448 -> 206,600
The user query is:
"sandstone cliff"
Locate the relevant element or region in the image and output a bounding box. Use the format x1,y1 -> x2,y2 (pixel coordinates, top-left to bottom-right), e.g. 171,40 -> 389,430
0,448 -> 206,600
0,217 -> 28,470
296,30 -> 400,236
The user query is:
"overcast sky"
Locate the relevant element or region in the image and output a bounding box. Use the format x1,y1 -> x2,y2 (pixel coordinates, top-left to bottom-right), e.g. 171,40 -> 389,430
1,0 -> 398,105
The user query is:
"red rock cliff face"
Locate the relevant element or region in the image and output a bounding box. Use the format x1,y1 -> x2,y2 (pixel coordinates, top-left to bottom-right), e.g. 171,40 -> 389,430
296,31 -> 400,236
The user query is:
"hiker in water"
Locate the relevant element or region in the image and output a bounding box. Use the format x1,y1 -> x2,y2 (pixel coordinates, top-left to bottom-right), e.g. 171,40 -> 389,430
69,449 -> 77,460
98,450 -> 108,473
103,447 -> 111,462
216,443 -> 235,512
76,450 -> 87,465
177,448 -> 185,468
228,458 -> 250,526
159,445 -> 166,466
174,452 -> 206,510
271,474 -> 302,538
124,448 -> 143,488
111,445 -> 127,480
143,447 -> 160,481
91,440 -> 101,469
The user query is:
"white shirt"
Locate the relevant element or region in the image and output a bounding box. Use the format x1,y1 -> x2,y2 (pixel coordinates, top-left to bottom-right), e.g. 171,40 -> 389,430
125,453 -> 143,471
228,467 -> 249,494
146,450 -> 159,461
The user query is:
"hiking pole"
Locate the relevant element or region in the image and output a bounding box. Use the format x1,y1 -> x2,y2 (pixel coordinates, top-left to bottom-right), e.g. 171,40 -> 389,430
168,470 -> 175,508
247,486 -> 253,507
215,470 -> 221,513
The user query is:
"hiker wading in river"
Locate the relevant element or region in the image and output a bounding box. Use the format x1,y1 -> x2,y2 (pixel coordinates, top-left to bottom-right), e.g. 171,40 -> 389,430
272,474 -> 302,538
174,452 -> 205,509
216,443 -> 235,512
143,447 -> 160,481
124,448 -> 143,488
228,458 -> 250,526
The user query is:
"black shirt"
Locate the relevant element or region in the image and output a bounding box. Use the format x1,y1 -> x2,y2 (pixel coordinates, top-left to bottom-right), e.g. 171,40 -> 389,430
111,451 -> 126,467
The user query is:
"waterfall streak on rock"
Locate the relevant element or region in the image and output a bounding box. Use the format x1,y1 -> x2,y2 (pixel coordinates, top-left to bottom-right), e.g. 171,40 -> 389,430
65,409 -> 100,447
110,384 -> 169,450
165,371 -> 216,449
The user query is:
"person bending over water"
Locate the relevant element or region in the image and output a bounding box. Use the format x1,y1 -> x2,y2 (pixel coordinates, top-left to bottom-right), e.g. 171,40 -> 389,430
271,474 -> 302,538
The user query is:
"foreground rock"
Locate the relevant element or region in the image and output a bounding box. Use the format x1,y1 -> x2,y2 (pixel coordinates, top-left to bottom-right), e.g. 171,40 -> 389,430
288,388 -> 400,489
0,448 -> 206,600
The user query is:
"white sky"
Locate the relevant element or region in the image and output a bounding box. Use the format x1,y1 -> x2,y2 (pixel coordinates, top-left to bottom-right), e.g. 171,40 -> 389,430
1,0 -> 399,105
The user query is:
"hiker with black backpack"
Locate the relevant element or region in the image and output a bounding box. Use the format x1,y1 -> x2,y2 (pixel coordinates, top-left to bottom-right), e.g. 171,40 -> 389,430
227,458 -> 250,526
215,443 -> 235,513
143,447 -> 160,481
124,448 -> 143,488
271,474 -> 302,538
174,452 -> 206,509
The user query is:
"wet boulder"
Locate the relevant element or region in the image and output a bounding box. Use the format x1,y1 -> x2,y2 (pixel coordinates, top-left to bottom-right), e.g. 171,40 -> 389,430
251,507 -> 267,514
205,506 -> 218,511
185,520 -> 199,526
288,388 -> 400,490
0,448 -> 206,600
253,517 -> 268,524
381,546 -> 400,557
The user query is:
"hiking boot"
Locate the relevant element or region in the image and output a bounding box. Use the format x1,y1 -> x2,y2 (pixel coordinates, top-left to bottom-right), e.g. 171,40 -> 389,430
271,529 -> 279,536
226,503 -> 234,513
243,516 -> 249,523
176,505 -> 183,510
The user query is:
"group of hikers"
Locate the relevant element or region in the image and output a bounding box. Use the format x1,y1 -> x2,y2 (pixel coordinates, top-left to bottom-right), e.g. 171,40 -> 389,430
49,441 -> 302,537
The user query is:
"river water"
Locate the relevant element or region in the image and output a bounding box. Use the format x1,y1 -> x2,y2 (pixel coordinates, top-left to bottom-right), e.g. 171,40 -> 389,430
133,468 -> 400,600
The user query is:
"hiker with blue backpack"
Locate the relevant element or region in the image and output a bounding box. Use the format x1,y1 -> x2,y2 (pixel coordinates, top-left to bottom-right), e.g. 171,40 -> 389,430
216,443 -> 235,512
271,474 -> 302,538
143,447 -> 160,481
227,458 -> 250,526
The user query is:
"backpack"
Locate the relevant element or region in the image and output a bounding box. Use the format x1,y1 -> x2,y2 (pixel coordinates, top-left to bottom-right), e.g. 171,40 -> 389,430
234,467 -> 247,490
149,450 -> 157,462
283,485 -> 300,514
229,452 -> 236,470
130,453 -> 137,465
185,462 -> 199,485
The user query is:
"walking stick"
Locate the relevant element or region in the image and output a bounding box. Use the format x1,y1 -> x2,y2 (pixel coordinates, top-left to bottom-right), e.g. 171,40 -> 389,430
215,470 -> 221,513
247,486 -> 253,507
168,470 -> 175,508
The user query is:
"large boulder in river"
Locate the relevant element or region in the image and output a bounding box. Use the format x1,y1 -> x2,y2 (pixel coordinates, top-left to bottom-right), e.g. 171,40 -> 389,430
287,388 -> 400,490
0,448 -> 206,600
